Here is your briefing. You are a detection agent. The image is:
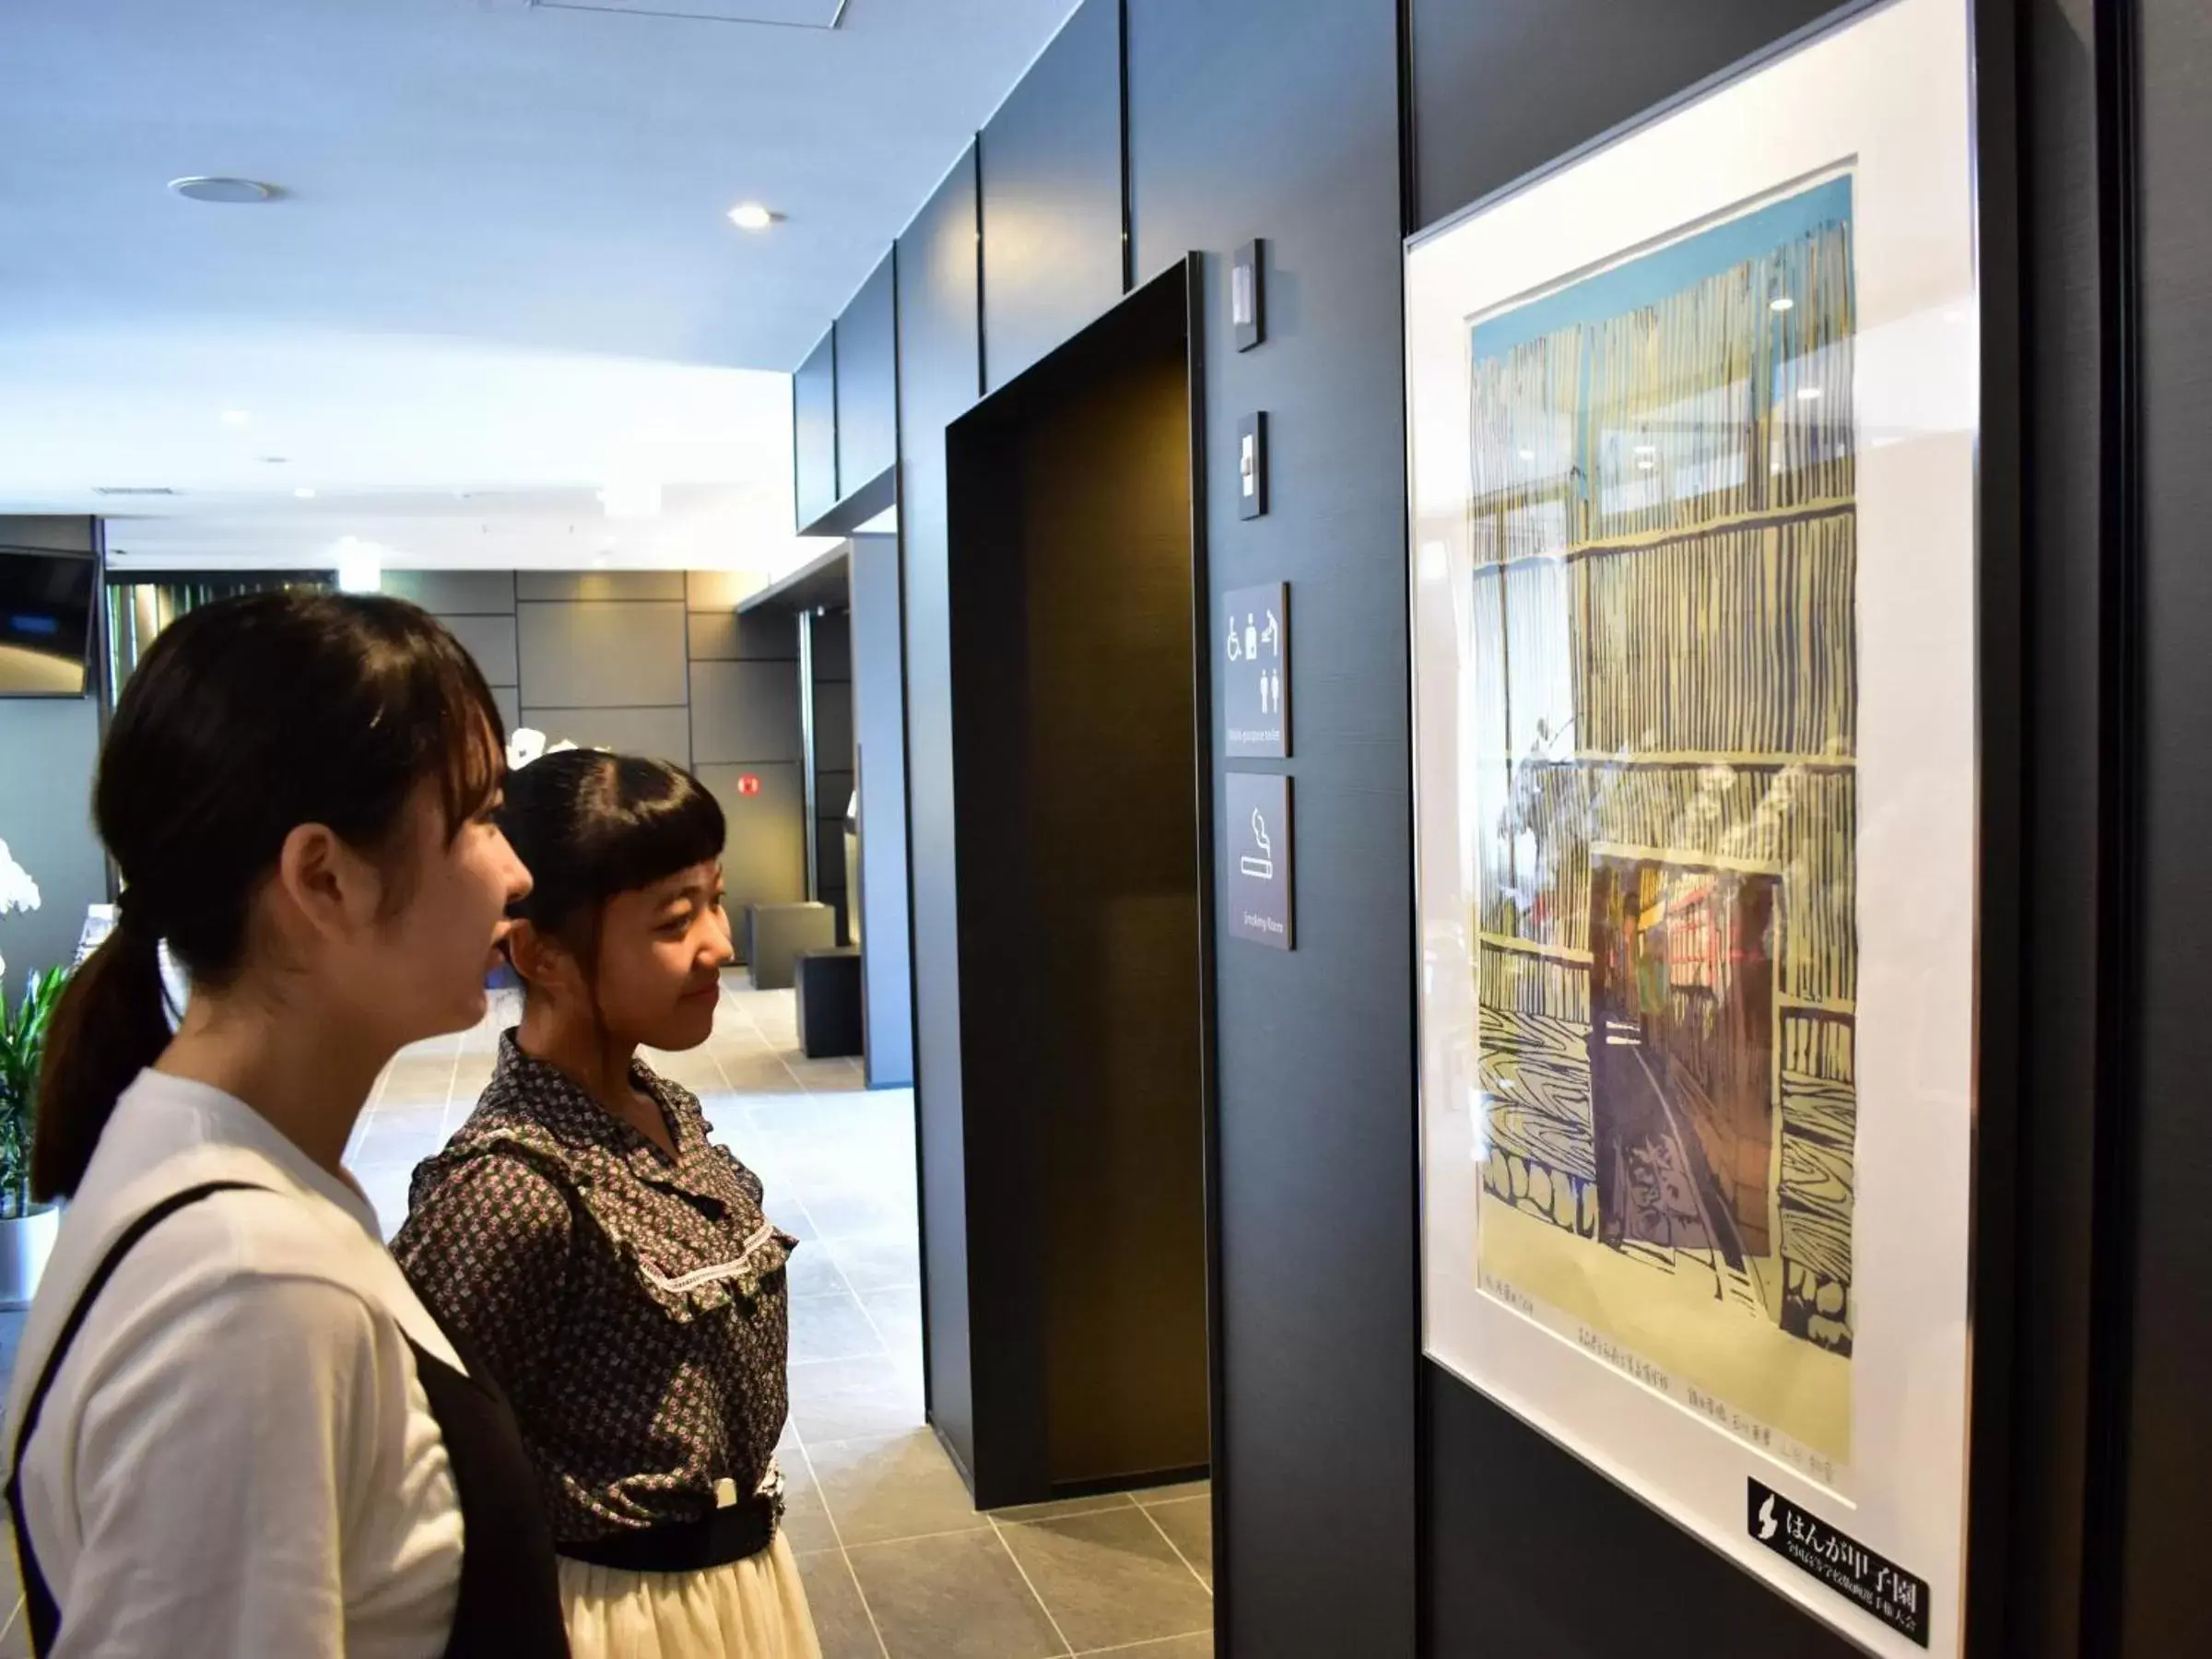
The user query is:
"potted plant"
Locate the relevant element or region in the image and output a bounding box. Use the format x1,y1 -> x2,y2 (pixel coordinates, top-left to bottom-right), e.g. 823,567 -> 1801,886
0,837 -> 62,1306
0,966 -> 65,1305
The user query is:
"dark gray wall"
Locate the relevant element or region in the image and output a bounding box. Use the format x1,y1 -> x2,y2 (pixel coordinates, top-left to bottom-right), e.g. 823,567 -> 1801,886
1124,6 -> 1415,1651
385,568 -> 807,957
980,0 -> 1124,391
794,328 -> 839,529
849,533 -> 914,1088
2121,0 -> 2212,1650
807,609 -> 853,940
1410,0 -> 1838,231
836,253 -> 899,493
0,517 -> 103,982
898,143 -> 982,1471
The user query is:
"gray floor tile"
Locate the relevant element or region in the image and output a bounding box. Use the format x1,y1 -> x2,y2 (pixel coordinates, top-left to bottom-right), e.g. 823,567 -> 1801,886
846,1530 -> 1064,1659
791,1289 -> 888,1365
789,1353 -> 926,1443
355,1164 -> 416,1241
780,1451 -> 842,1554
858,1286 -> 923,1352
722,1051 -> 808,1092
782,1239 -> 854,1300
380,1055 -> 456,1108
800,1187 -> 918,1240
450,1056 -> 496,1099
795,1550 -> 886,1659
787,1056 -> 869,1094
1075,1636 -> 1210,1658
1134,1480 -> 1210,1507
806,1430 -> 985,1546
352,1119 -> 449,1172
998,1508 -> 1214,1653
1144,1498 -> 1212,1588
826,1232 -> 923,1294
985,1492 -> 1135,1524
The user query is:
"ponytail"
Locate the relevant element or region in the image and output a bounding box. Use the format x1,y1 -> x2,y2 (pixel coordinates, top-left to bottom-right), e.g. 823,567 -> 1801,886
32,922 -> 172,1203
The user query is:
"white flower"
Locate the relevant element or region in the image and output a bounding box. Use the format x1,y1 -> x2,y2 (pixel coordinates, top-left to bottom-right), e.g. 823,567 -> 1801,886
0,840 -> 39,918
507,727 -> 547,771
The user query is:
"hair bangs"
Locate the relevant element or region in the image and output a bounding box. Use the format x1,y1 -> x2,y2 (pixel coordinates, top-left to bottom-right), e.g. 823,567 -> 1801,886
585,755 -> 727,899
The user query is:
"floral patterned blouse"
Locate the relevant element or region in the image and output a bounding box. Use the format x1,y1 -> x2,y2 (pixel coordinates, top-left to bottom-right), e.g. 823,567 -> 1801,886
391,1034 -> 795,1546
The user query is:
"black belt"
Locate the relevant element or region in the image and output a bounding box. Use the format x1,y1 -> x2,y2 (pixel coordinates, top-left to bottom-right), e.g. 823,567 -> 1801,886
559,1495 -> 779,1574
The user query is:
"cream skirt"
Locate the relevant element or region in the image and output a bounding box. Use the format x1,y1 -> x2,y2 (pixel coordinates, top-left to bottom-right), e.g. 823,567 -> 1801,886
558,1532 -> 824,1659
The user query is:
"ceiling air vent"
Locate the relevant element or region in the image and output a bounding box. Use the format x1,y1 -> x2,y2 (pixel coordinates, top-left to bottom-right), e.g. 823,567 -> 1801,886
93,486 -> 180,497
525,0 -> 846,27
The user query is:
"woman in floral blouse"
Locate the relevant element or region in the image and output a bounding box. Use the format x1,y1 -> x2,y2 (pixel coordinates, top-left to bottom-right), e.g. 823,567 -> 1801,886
394,750 -> 819,1659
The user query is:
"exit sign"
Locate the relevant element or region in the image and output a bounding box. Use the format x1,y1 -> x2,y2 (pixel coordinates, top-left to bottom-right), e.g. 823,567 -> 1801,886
737,774 -> 762,797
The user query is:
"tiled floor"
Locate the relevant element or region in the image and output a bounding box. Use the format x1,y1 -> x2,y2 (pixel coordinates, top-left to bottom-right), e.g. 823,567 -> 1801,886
2,979 -> 1214,1657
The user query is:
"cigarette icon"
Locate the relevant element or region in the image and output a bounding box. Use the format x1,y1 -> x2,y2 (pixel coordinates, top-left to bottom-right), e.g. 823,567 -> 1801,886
1240,808 -> 1276,880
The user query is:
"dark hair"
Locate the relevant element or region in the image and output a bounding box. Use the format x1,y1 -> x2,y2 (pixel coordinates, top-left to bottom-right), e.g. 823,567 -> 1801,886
497,749 -> 725,984
35,592 -> 504,1200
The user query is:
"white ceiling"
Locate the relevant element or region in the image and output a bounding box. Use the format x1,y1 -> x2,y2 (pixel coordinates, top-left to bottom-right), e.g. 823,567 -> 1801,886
0,0 -> 1075,571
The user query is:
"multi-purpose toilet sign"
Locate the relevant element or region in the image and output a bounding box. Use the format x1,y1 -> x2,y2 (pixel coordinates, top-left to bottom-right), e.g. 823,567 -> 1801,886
1222,582 -> 1290,759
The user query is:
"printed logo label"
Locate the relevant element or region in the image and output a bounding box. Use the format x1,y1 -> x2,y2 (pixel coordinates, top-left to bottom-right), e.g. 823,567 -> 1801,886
1747,1479 -> 1929,1647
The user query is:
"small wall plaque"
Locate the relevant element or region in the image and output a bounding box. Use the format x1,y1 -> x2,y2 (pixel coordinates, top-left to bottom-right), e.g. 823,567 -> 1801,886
1222,582 -> 1290,759
1231,239 -> 1265,351
1226,771 -> 1293,950
1238,412 -> 1268,520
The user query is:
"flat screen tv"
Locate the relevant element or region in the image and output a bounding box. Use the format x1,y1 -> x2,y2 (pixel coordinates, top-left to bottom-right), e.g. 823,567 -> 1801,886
0,547 -> 96,697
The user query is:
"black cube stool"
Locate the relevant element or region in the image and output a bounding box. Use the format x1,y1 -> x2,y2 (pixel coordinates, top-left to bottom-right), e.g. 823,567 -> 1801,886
795,947 -> 864,1059
746,901 -> 836,990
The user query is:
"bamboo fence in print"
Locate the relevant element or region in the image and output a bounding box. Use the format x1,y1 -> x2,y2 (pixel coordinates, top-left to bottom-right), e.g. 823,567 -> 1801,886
1466,179 -> 1861,1372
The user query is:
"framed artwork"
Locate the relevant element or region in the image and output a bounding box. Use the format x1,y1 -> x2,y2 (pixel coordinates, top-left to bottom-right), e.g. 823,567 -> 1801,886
1406,0 -> 1981,1652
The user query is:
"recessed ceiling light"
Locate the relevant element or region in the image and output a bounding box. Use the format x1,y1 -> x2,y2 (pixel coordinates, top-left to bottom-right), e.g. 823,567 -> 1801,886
293,486 -> 318,500
1517,449 -> 1535,461
170,176 -> 277,204
1770,296 -> 1795,312
726,201 -> 779,231
1796,386 -> 1824,401
1633,443 -> 1657,456
220,409 -> 251,427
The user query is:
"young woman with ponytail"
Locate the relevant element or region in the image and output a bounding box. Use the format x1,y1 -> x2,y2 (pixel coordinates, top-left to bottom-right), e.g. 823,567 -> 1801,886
3,592 -> 569,1659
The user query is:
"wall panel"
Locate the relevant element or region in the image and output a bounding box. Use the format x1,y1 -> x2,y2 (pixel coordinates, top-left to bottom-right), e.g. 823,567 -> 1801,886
516,601 -> 688,709
1408,0 -> 1841,234
898,143 -> 983,1471
2121,0 -> 2212,1650
837,252 -> 900,491
981,0 -> 1124,390
795,328 -> 840,529
1126,5 -> 1415,1653
850,533 -> 915,1086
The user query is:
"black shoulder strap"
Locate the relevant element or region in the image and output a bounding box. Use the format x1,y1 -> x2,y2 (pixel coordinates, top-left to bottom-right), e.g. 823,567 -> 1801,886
5,1180 -> 267,1656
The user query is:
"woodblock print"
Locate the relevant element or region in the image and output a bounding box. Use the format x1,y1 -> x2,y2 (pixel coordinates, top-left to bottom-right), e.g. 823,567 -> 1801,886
1467,173 -> 1859,1467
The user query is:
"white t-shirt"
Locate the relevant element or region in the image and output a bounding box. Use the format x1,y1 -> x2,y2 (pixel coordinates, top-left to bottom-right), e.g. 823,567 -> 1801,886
4,1070 -> 465,1659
